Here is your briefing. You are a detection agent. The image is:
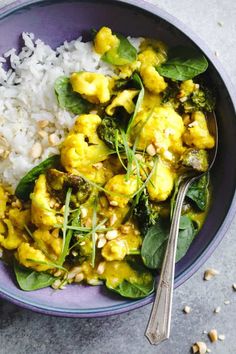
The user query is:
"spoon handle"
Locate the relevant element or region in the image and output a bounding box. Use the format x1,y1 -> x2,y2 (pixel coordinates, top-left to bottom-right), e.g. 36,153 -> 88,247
145,179 -> 192,345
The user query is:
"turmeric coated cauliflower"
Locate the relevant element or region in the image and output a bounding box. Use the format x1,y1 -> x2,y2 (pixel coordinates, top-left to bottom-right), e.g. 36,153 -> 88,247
147,159 -> 175,202
16,242 -> 53,271
102,239 -> 128,261
183,111 -> 215,149
105,174 -> 138,208
31,174 -> 59,228
70,72 -> 113,104
61,114 -> 111,183
0,219 -> 26,250
106,89 -> 139,115
130,105 -> 185,155
94,26 -> 119,55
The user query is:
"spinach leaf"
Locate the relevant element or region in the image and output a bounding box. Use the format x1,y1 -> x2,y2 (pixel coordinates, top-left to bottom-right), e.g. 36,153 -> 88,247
141,219 -> 169,269
15,155 -> 60,201
186,174 -> 209,211
157,46 -> 208,81
141,216 -> 198,269
102,33 -> 137,66
54,76 -> 93,114
106,260 -> 154,299
176,215 -> 198,262
14,262 -> 55,291
109,279 -> 154,299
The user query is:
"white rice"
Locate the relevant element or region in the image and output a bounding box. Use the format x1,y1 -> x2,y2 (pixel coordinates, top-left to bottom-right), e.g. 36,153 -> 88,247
0,32 -> 142,189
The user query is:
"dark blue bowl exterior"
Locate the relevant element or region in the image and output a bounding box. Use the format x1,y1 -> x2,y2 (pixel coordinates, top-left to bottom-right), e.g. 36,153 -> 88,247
0,0 -> 236,317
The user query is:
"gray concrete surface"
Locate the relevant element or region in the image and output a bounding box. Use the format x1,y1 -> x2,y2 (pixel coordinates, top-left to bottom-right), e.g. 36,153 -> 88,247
0,0 -> 235,353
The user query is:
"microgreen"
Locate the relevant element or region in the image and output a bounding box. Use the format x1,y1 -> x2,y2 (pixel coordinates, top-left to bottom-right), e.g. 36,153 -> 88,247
91,197 -> 98,268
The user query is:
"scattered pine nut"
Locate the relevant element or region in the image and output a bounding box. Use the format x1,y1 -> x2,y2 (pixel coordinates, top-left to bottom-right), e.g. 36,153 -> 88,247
48,133 -> 60,146
97,262 -> 106,275
206,349 -> 211,353
80,207 -> 88,218
218,334 -> 225,341
30,142 -> 42,159
110,200 -> 118,207
224,300 -> 230,305
208,329 -> 218,342
75,273 -> 84,283
203,268 -> 219,281
97,237 -> 107,248
183,305 -> 191,314
106,229 -> 118,240
192,342 -> 207,354
214,50 -> 219,57
146,143 -> 156,156
37,119 -> 49,128
110,214 -> 118,226
232,283 -> 236,291
217,21 -> 224,27
38,130 -> 48,138
214,306 -> 221,313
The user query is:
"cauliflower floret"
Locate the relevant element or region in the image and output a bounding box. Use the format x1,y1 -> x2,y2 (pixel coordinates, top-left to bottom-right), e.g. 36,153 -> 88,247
94,26 -> 119,55
16,242 -> 53,271
33,228 -> 62,259
140,65 -> 167,94
72,114 -> 102,144
106,89 -> 139,115
183,111 -> 215,149
130,105 -> 185,155
118,60 -> 141,79
138,48 -> 163,67
105,174 -> 138,208
31,174 -> 59,228
147,159 -> 175,201
8,208 -> 31,230
0,219 -> 25,250
0,186 -> 8,218
102,239 -> 128,261
61,115 -> 111,183
180,80 -> 196,96
70,72 -> 112,104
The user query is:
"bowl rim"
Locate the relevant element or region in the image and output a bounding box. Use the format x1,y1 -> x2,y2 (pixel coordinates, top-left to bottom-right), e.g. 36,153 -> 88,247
0,0 -> 236,318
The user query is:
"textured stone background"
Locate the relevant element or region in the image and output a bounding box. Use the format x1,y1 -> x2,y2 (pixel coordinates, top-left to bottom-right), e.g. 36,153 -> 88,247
0,1 -> 236,353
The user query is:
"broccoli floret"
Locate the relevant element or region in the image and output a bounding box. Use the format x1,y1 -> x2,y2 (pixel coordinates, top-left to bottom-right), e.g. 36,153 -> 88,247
97,116 -> 124,150
183,87 -> 215,113
46,169 -> 91,205
181,148 -> 209,172
134,191 -> 159,235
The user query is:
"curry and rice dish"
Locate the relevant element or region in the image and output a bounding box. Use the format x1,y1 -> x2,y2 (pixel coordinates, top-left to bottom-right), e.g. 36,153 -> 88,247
0,27 -> 215,298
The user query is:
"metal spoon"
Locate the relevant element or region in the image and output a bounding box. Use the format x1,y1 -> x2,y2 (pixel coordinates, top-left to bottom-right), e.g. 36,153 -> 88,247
145,112 -> 218,345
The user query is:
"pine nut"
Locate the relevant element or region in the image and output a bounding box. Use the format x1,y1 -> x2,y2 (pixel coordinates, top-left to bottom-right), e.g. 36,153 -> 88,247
110,200 -> 118,207
37,120 -> 49,128
106,229 -> 118,240
146,143 -> 156,156
97,237 -> 107,248
183,305 -> 191,314
97,262 -> 106,275
48,133 -> 60,146
203,268 -> 219,281
80,207 -> 88,218
75,273 -> 84,283
208,329 -> 218,342
30,142 -> 42,159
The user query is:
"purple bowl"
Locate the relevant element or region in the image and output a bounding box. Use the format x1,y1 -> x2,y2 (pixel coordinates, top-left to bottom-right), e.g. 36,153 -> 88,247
0,0 -> 236,318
